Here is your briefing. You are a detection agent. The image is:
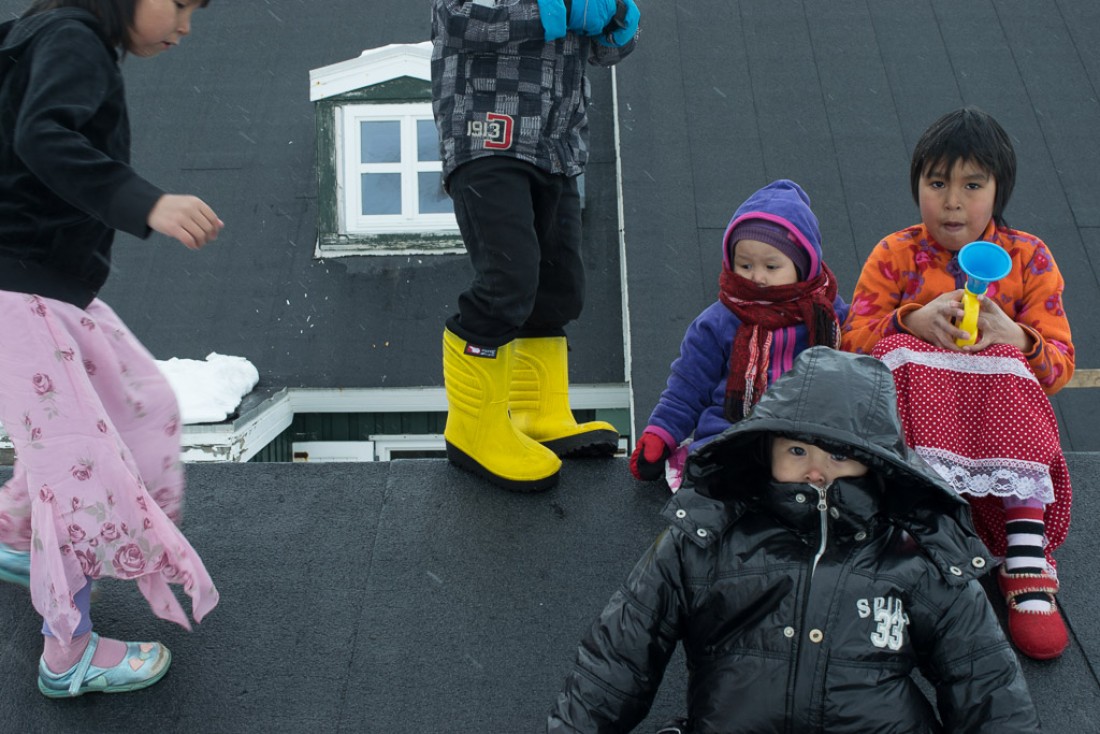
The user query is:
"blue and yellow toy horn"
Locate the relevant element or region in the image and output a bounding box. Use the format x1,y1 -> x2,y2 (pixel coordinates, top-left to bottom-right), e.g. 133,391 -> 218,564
955,241 -> 1012,347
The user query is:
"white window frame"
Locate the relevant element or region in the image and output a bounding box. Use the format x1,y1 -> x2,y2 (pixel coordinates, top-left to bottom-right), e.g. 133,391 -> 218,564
339,103 -> 458,237
291,441 -> 377,463
371,433 -> 446,461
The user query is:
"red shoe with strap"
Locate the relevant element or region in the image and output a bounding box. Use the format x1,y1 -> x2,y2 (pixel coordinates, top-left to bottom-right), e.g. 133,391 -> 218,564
997,564 -> 1068,660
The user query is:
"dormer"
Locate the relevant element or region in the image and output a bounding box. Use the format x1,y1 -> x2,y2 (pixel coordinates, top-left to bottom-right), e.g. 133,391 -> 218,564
310,42 -> 461,256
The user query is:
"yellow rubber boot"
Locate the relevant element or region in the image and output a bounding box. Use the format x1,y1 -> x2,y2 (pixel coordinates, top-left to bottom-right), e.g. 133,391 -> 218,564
442,328 -> 561,491
510,336 -> 619,458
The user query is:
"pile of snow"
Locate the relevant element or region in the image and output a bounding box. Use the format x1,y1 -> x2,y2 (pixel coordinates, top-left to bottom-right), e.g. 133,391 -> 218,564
157,352 -> 259,425
0,353 -> 257,445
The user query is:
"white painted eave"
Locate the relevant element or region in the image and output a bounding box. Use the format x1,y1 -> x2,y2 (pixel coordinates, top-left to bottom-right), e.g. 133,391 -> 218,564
309,41 -> 432,102
179,384 -> 630,463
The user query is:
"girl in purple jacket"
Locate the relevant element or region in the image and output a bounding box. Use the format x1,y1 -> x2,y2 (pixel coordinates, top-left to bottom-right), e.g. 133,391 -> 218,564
630,179 -> 849,489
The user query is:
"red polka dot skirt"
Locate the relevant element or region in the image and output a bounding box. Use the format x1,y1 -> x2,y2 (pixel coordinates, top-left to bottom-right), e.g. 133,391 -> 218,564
872,334 -> 1072,570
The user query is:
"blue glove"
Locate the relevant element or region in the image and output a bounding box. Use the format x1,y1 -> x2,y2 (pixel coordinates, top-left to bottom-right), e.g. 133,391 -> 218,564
537,0 -> 567,42
565,0 -> 619,37
596,0 -> 639,47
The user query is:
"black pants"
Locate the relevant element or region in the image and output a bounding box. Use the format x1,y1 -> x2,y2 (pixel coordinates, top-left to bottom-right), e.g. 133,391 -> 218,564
447,156 -> 585,348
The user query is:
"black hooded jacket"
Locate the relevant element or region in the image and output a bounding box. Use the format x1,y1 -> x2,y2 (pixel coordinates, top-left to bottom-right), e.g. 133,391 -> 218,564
548,348 -> 1039,733
0,9 -> 163,308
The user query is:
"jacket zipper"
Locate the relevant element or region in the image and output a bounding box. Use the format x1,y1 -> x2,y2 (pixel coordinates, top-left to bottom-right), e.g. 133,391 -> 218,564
810,484 -> 829,579
788,483 -> 830,733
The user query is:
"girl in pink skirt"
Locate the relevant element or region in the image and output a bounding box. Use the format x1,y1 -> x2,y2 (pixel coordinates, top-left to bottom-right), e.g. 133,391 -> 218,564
0,0 -> 221,697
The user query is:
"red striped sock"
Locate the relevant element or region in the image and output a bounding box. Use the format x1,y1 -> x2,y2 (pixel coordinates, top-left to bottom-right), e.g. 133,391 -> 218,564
1004,505 -> 1052,611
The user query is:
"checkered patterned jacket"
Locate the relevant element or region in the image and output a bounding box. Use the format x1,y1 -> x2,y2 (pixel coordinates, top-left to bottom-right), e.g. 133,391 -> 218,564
431,0 -> 636,183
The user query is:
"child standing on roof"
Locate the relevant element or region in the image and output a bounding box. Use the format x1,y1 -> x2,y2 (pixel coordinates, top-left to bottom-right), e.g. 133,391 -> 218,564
630,179 -> 848,490
432,0 -> 640,492
843,107 -> 1074,660
550,348 -> 1039,733
0,0 -> 220,698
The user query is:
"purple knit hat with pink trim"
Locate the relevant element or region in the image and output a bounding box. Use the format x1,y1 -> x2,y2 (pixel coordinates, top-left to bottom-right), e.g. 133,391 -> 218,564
727,219 -> 811,280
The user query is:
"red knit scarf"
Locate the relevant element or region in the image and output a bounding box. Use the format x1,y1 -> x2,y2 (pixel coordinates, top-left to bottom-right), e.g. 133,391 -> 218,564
718,264 -> 840,420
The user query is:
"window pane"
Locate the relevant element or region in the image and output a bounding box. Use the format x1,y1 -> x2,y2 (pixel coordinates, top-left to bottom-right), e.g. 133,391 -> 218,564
361,173 -> 401,215
361,121 -> 400,164
417,119 -> 441,162
418,172 -> 452,214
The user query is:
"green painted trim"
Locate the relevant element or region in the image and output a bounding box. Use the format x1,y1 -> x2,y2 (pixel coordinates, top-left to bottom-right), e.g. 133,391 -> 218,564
594,407 -> 631,437
315,100 -> 339,237
250,409 -> 627,462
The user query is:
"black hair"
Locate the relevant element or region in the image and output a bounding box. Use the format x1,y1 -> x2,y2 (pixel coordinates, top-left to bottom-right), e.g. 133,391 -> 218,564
909,106 -> 1017,226
21,0 -> 211,51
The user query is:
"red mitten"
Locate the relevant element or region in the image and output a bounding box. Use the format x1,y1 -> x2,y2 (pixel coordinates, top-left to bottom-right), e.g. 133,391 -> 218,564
630,431 -> 671,481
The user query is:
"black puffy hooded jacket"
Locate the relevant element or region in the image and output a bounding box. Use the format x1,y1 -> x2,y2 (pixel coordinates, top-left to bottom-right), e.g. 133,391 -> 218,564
548,348 -> 1039,733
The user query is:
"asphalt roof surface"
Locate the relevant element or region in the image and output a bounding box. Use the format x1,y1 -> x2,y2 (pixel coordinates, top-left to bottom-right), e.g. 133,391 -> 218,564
2,457 -> 1099,732
1,0 -> 1099,731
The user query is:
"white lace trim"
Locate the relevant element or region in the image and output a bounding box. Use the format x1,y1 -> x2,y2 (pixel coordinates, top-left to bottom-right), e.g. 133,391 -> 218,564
915,446 -> 1056,504
879,347 -> 1038,383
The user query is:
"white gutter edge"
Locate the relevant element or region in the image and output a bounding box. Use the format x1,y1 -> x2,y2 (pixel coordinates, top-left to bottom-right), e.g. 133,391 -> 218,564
176,384 -> 632,463
610,65 -> 637,445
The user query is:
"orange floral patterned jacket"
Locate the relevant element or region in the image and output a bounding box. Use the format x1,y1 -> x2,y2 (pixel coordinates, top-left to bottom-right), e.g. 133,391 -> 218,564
841,220 -> 1074,395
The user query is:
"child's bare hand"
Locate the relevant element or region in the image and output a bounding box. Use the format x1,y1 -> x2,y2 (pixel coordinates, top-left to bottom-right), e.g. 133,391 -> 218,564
966,297 -> 1033,353
903,290 -> 970,349
148,194 -> 224,250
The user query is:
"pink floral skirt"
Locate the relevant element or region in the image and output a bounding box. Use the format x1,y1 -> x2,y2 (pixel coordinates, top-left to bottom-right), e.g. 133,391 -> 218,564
872,333 -> 1071,569
0,292 -> 218,642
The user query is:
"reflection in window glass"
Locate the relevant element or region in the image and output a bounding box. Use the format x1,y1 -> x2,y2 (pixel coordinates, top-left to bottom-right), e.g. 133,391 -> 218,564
417,120 -> 441,162
361,173 -> 401,215
418,172 -> 451,214
361,121 -> 401,164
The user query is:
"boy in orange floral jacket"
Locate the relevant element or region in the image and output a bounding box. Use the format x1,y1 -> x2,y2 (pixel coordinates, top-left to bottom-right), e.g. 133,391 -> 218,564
842,107 -> 1074,660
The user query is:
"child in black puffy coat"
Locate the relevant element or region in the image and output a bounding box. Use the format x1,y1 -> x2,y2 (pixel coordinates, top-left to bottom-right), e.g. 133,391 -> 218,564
548,347 -> 1038,733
